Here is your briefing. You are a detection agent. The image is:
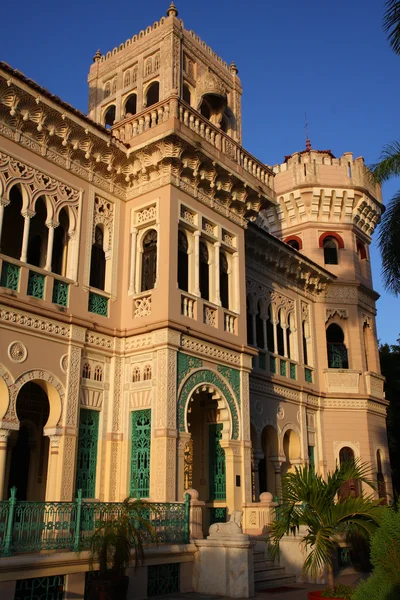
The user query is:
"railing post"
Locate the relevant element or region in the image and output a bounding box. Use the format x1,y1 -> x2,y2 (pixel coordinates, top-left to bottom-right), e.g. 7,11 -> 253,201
4,486 -> 17,557
74,489 -> 83,552
184,493 -> 190,544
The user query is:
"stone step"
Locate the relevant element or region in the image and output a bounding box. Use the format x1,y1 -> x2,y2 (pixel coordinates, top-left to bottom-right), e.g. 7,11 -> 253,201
254,566 -> 286,580
254,562 -> 284,574
254,574 -> 297,590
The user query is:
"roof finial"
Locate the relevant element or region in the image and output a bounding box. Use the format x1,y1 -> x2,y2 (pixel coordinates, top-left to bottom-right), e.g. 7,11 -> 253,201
167,2 -> 178,17
305,112 -> 311,151
230,61 -> 238,75
93,49 -> 102,63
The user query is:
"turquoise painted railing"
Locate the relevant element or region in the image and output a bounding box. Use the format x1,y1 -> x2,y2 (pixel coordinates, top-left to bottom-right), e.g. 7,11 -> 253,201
0,488 -> 190,557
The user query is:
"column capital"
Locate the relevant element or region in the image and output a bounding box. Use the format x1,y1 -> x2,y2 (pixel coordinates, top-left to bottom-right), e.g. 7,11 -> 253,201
22,209 -> 35,219
193,230 -> 201,238
130,226 -> 138,235
0,429 -> 11,442
0,198 -> 10,208
214,241 -> 221,248
46,220 -> 59,229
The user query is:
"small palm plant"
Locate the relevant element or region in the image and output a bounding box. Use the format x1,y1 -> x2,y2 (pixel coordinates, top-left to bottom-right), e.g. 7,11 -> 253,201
268,461 -> 382,592
88,498 -> 156,600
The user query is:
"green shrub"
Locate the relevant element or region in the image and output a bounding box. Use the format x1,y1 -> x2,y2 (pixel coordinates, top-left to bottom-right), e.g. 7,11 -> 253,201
353,507 -> 400,600
321,583 -> 354,599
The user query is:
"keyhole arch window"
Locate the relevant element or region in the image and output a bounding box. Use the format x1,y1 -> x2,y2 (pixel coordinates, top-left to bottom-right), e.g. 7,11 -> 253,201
140,229 -> 158,292
199,240 -> 210,301
220,251 -> 230,309
326,323 -> 349,369
90,225 -> 106,291
178,229 -> 189,292
277,309 -> 285,357
319,232 -> 344,265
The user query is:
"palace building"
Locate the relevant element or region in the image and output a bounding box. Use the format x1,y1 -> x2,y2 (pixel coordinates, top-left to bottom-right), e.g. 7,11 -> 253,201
0,3 -> 389,598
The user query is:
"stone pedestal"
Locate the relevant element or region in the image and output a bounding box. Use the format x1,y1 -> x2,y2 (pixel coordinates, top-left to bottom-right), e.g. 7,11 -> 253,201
193,536 -> 255,598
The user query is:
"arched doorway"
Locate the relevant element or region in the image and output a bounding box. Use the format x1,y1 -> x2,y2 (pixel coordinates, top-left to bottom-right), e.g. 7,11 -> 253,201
6,382 -> 50,501
338,446 -> 360,500
282,428 -> 301,477
259,424 -> 279,497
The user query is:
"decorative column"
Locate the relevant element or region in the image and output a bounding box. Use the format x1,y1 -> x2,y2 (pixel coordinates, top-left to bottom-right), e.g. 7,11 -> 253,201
214,242 -> 221,305
272,461 -> 283,500
45,433 -> 61,501
193,231 -> 201,296
128,227 -> 138,295
232,252 -> 239,312
44,221 -> 57,272
177,432 -> 191,501
251,311 -> 257,348
0,429 -> 10,501
272,320 -> 278,355
0,200 -> 9,251
282,325 -> 288,358
20,210 -> 34,262
220,440 -> 242,513
252,449 -> 264,503
262,319 -> 268,351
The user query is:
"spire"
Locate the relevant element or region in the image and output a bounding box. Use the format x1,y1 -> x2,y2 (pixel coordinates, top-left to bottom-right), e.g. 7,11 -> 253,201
93,49 -> 102,63
230,61 -> 238,75
167,2 -> 178,17
305,112 -> 311,151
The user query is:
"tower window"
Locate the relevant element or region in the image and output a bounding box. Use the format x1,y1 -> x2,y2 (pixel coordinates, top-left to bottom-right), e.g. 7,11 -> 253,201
178,230 -> 189,292
104,82 -> 111,99
104,105 -> 116,129
285,236 -> 302,251
145,82 -> 159,107
183,84 -> 191,105
323,237 -> 339,265
124,71 -> 130,88
357,241 -> 367,260
326,323 -> 348,369
124,93 -> 137,117
154,53 -> 160,71
141,229 -> 157,292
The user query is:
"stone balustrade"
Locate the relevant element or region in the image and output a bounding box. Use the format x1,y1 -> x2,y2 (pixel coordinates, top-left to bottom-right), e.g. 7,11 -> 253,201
242,492 -> 277,536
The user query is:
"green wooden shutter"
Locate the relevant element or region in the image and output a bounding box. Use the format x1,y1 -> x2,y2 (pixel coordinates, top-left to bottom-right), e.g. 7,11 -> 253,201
75,409 -> 99,498
130,409 -> 151,498
209,423 -> 226,500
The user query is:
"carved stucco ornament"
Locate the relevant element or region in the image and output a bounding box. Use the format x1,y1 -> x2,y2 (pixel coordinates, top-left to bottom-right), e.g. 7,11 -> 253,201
8,341 -> 27,364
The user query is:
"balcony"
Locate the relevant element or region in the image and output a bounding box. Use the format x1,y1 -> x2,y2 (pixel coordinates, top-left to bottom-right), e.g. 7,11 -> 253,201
179,291 -> 238,336
0,488 -> 190,557
112,97 -> 274,197
0,255 -> 71,309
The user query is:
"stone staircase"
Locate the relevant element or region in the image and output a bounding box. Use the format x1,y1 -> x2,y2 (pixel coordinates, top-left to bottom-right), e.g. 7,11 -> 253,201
253,547 -> 297,590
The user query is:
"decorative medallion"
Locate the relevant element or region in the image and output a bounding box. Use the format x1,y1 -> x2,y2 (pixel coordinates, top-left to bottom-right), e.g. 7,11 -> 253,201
277,405 -> 284,420
60,354 -> 69,374
255,399 -> 263,415
8,341 -> 27,363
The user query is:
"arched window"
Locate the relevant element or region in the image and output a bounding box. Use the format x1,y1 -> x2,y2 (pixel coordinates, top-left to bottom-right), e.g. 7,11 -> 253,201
132,366 -> 141,383
145,58 -> 153,76
141,229 -> 157,292
246,296 -> 254,346
339,447 -> 360,500
326,323 -> 348,369
277,309 -> 285,357
287,313 -> 294,359
178,230 -> 189,292
220,252 -> 229,309
323,237 -> 339,265
285,235 -> 302,251
132,66 -> 138,85
104,105 -> 116,129
267,305 -> 274,352
104,82 -> 111,99
145,81 -> 159,107
94,366 -> 103,382
124,71 -> 130,88
199,241 -> 209,301
143,365 -> 152,380
82,363 -> 91,379
302,321 -> 308,365
90,226 -> 106,291
1,185 -> 24,259
27,197 -> 48,268
124,93 -> 137,116
376,450 -> 387,503
357,241 -> 367,260
183,84 -> 191,105
256,300 -> 264,349
112,78 -> 117,94
52,208 -> 69,276
154,53 -> 160,71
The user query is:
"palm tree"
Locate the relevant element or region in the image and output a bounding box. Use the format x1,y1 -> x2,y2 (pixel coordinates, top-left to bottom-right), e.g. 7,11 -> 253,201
268,461 -> 382,590
371,2 -> 400,294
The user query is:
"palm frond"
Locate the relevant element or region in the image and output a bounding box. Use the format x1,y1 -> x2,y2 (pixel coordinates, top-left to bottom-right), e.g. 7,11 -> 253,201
370,141 -> 400,183
384,0 -> 400,55
378,190 -> 400,295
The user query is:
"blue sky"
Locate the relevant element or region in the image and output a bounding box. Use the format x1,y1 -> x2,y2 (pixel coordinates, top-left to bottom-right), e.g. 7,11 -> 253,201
1,0 -> 399,344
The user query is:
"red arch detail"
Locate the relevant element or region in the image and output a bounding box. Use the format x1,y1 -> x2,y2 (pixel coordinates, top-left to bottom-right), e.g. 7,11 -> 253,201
318,231 -> 344,249
356,241 -> 367,259
284,235 -> 303,250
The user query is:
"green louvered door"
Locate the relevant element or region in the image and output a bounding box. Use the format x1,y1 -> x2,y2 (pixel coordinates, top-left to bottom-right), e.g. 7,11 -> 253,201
75,409 -> 99,497
130,409 -> 151,498
209,423 -> 226,500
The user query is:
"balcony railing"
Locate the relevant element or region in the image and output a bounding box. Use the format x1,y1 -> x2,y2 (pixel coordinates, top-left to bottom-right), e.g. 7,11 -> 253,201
112,98 -> 274,193
0,488 -> 190,557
